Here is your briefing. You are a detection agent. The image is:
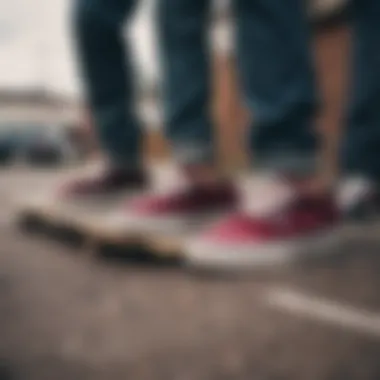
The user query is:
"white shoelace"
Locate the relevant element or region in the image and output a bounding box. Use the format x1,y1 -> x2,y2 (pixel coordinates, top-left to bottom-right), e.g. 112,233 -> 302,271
338,177 -> 374,211
239,175 -> 296,218
149,163 -> 190,195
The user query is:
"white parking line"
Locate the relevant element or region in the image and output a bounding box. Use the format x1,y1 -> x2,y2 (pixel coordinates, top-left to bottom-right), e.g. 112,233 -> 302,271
266,287 -> 380,339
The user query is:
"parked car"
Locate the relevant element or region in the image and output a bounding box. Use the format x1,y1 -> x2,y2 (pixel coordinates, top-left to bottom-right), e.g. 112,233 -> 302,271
0,127 -> 17,164
0,123 -> 83,166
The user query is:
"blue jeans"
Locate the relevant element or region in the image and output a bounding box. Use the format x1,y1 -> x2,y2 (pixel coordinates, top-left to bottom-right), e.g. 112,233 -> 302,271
74,0 -> 216,165
159,0 -> 380,176
342,0 -> 380,179
73,0 -> 141,165
75,0 -> 380,177
158,0 -> 317,169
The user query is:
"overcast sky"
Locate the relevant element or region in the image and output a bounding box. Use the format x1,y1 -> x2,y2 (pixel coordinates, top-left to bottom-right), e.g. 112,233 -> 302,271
0,0 -> 232,99
0,0 -> 159,97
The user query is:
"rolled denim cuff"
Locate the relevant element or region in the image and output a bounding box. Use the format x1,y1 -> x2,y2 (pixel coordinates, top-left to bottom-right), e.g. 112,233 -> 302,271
252,151 -> 318,176
171,141 -> 215,166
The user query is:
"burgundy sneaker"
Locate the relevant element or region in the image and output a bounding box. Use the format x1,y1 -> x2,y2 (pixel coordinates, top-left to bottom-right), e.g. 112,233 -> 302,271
185,176 -> 341,270
18,163 -> 147,220
107,173 -> 238,235
57,165 -> 147,202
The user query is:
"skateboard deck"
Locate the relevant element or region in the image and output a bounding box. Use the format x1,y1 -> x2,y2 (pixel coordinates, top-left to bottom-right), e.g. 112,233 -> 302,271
15,190 -> 190,264
16,197 -> 94,247
80,213 -> 187,261
15,191 -> 131,243
13,162 -> 209,264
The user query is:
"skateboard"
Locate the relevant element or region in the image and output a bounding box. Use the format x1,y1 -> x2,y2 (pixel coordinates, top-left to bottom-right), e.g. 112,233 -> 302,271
16,198 -> 187,265
79,211 -> 188,264
13,162 -> 216,265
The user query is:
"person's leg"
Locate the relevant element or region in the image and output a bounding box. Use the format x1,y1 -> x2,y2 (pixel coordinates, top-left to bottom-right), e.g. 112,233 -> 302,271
184,0 -> 340,270
112,0 -> 238,235
342,0 -> 380,179
235,0 -> 319,175
157,0 -> 214,167
339,0 -> 380,219
73,0 -> 141,166
53,0 -> 146,201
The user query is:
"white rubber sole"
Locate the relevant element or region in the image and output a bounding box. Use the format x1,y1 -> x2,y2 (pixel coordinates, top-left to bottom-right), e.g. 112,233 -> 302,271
96,211 -> 226,237
185,228 -> 343,271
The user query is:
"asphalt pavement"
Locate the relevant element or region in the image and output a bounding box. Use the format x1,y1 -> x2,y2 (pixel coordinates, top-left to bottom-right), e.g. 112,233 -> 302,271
0,167 -> 380,380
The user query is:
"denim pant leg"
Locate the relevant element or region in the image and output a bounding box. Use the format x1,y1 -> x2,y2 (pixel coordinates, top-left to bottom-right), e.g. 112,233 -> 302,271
157,0 -> 214,165
234,0 -> 319,174
73,0 -> 142,166
342,0 -> 380,180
